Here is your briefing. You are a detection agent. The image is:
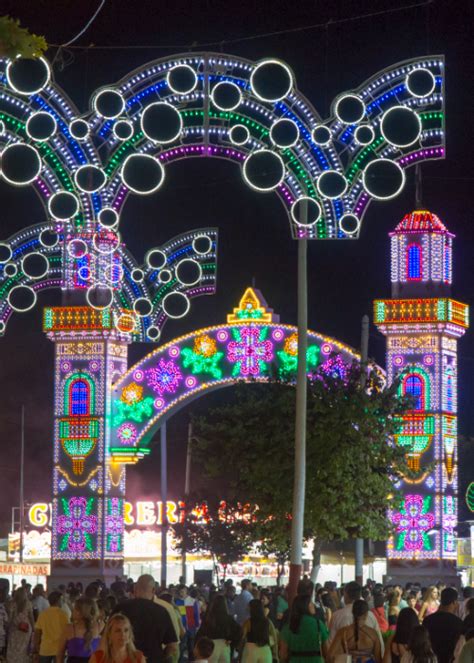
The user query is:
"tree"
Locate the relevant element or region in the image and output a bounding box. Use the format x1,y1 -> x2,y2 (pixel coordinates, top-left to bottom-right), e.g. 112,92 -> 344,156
172,495 -> 257,584
0,16 -> 47,58
192,360 -> 411,579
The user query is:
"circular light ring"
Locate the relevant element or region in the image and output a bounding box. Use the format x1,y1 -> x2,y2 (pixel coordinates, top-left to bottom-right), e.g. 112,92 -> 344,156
162,291 -> 191,319
406,68 -> 436,98
270,118 -> 300,149
290,197 -> 322,227
210,81 -> 242,111
311,125 -> 332,146
48,191 -> 80,221
115,312 -> 136,333
242,149 -> 285,192
4,262 -> 18,277
86,284 -> 114,310
145,249 -> 167,270
229,124 -> 250,146
113,119 -> 134,141
317,170 -> 348,199
146,325 -> 161,341
67,238 -> 88,258
250,59 -> 293,102
104,263 -> 124,284
1,143 -> 42,185
339,213 -> 361,236
334,93 -> 366,125
192,235 -> 212,255
0,320 -> 5,334
93,88 -> 125,119
21,252 -> 49,279
380,105 -> 422,148
93,231 -> 120,255
7,284 -> 37,312
74,165 -> 107,193
6,57 -> 50,95
354,125 -> 375,146
26,111 -> 57,141
158,269 -> 172,284
0,121 -> 5,135
166,64 -> 197,95
362,158 -> 406,200
98,207 -> 119,228
0,243 -> 13,264
175,258 -> 202,286
120,153 -> 165,195
133,297 -> 153,317
130,268 -> 145,283
140,102 -> 183,144
77,265 -> 91,281
69,119 -> 90,141
39,229 -> 59,248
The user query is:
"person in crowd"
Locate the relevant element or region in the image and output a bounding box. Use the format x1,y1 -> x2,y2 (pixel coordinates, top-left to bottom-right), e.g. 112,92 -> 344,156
275,588 -> 289,629
234,580 -> 254,626
423,587 -> 463,663
89,613 -> 145,663
56,596 -> 101,663
463,599 -> 474,635
33,590 -> 69,663
260,590 -> 272,619
419,587 -> 440,622
372,593 -> 389,634
241,599 -> 278,663
32,585 -> 50,620
112,574 -> 178,663
280,594 -> 329,663
316,589 -> 334,626
329,599 -> 381,663
225,585 -> 237,620
459,590 -> 473,621
160,591 -> 186,643
383,607 -> 420,663
329,581 -> 384,653
193,637 -> 215,663
6,586 -> 34,663
407,592 -> 420,618
196,594 -> 242,663
388,588 -> 403,628
404,625 -> 437,663
457,629 -> 474,663
0,588 -> 8,660
175,584 -> 201,662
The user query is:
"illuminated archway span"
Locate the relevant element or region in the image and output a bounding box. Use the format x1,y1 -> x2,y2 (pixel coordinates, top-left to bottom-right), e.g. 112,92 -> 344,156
110,287 -> 374,462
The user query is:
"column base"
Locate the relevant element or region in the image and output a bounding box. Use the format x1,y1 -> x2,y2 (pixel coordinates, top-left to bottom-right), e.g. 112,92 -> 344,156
386,559 -> 459,587
49,558 -> 124,589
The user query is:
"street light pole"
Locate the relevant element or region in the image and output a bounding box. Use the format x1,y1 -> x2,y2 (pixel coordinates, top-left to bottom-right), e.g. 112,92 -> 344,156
289,234 -> 308,600
181,422 -> 193,583
355,315 -> 369,584
160,423 -> 168,588
19,405 -> 25,564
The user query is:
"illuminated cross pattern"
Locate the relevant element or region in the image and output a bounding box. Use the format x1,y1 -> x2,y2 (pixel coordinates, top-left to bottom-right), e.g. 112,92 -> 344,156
392,494 -> 434,552
57,496 -> 98,553
228,327 -> 273,376
105,498 -> 124,553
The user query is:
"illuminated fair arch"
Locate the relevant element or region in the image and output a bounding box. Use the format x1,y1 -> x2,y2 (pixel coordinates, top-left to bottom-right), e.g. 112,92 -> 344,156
110,287 -> 369,463
0,53 -> 445,340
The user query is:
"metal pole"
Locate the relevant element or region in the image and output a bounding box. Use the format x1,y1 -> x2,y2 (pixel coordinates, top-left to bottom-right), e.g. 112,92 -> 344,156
355,314 -> 369,585
181,422 -> 193,582
19,405 -> 25,564
289,235 -> 308,600
160,423 -> 168,588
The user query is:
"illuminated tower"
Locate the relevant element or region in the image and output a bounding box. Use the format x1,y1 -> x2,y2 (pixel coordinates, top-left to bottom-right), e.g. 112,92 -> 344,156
374,210 -> 469,581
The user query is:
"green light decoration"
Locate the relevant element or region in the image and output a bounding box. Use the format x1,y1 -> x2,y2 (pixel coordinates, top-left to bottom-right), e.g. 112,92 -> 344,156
277,344 -> 320,376
112,396 -> 155,426
181,347 -> 224,379
466,482 -> 474,513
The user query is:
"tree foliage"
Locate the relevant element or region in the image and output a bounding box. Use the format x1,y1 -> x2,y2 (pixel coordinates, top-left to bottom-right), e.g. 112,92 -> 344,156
191,360 -> 411,559
0,17 -> 47,58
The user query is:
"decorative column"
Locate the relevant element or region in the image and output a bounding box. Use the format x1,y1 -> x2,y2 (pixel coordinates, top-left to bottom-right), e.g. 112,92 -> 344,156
374,210 -> 469,582
44,306 -> 133,584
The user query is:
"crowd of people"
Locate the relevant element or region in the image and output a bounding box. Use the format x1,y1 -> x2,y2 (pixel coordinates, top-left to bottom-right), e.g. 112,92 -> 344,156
0,575 -> 472,663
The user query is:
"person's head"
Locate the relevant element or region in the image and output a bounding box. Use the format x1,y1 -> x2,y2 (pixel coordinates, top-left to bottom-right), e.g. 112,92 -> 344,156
407,591 -> 418,610
466,598 -> 474,616
33,584 -> 45,598
225,585 -> 236,599
289,594 -> 311,634
103,613 -> 139,660
439,587 -> 458,612
48,591 -> 62,607
260,590 -> 271,607
85,583 -> 100,600
344,581 -> 362,605
13,587 -> 29,613
423,586 -> 438,603
297,578 -> 314,600
177,584 -> 188,599
135,574 -> 155,600
248,599 -> 269,646
394,607 -> 420,645
206,595 -> 228,624
389,587 -> 402,607
352,599 -> 368,622
241,579 -> 251,592
373,593 -> 385,610
408,625 -> 435,662
73,597 -> 98,648
194,637 -> 215,661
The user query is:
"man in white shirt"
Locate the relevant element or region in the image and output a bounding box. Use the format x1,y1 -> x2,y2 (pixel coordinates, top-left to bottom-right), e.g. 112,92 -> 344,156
234,579 -> 253,625
329,581 -> 384,654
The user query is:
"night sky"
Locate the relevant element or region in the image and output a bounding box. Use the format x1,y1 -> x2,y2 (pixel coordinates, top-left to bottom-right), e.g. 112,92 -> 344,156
1,0 -> 473,532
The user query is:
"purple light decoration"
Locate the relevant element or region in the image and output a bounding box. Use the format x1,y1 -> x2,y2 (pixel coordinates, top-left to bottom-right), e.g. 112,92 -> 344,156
272,328 -> 284,341
146,358 -> 183,396
117,422 -> 138,445
185,376 -> 197,388
227,327 -> 273,376
168,346 -> 180,358
217,330 -> 229,342
57,497 -> 98,553
320,355 -> 347,380
133,369 -> 144,382
154,397 -> 165,409
391,494 -> 434,552
321,343 -> 332,355
105,497 -> 123,553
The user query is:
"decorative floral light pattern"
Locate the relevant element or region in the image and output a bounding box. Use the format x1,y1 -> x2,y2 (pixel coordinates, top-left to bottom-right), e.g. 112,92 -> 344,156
57,496 -> 98,553
121,382 -> 144,405
105,497 -> 123,554
146,358 -> 183,396
392,494 -> 434,552
117,422 -> 138,445
227,327 -> 273,376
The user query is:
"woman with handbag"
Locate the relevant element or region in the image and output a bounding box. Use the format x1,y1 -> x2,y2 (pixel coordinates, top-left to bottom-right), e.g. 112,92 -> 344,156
328,600 -> 382,663
6,587 -> 34,663
241,599 -> 278,663
279,595 -> 329,663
